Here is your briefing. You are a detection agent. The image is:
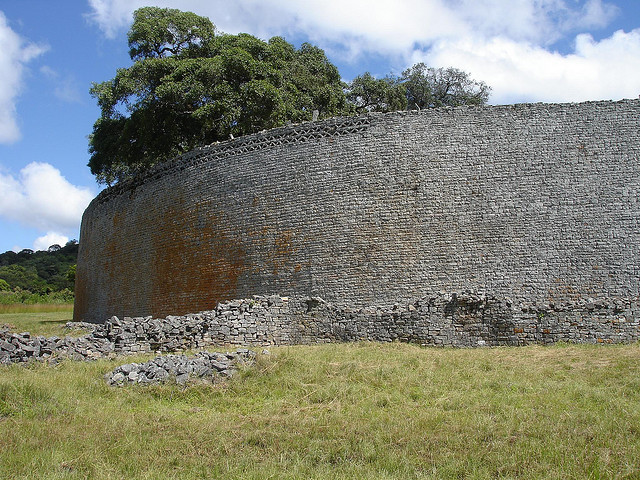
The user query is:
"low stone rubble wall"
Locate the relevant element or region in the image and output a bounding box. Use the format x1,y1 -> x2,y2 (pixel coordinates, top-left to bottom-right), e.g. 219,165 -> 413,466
105,349 -> 256,386
2,293 -> 639,365
0,328 -> 114,364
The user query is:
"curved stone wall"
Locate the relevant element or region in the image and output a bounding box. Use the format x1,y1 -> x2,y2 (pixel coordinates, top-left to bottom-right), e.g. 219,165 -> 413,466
74,100 -> 640,323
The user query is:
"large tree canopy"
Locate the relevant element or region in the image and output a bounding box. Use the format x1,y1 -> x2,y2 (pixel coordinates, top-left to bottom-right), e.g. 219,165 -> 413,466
89,7 -> 492,185
89,7 -> 349,184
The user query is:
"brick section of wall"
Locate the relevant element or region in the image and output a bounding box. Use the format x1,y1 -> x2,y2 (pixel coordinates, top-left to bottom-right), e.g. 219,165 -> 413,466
74,100 -> 640,324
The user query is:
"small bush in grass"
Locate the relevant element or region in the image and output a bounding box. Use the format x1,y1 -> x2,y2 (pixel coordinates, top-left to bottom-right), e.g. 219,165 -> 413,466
0,288 -> 74,306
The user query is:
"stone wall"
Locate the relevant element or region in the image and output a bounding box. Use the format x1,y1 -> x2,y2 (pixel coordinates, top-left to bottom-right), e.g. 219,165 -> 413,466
4,295 -> 639,365
75,100 -> 640,324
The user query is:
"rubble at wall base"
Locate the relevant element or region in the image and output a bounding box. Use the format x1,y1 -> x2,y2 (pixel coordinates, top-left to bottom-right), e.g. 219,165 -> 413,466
3,292 -> 639,366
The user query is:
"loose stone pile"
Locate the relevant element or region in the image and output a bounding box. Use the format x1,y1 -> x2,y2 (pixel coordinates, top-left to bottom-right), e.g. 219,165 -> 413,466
105,349 -> 256,386
0,330 -> 114,365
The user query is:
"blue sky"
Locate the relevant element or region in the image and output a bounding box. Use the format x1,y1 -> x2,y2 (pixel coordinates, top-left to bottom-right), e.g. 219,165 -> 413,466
0,0 -> 639,253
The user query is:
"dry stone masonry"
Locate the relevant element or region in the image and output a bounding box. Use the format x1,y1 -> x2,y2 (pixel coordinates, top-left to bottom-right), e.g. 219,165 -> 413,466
0,324 -> 114,364
3,293 -> 639,366
74,100 -> 640,344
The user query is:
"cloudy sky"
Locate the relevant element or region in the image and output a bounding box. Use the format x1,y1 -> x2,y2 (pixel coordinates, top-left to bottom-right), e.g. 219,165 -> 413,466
0,0 -> 639,253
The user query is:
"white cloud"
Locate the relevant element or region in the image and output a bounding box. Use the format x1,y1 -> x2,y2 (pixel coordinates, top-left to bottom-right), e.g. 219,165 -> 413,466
85,0 -> 639,104
448,0 -> 618,45
0,162 -> 94,233
33,232 -> 69,252
0,11 -> 48,143
572,0 -> 619,30
419,28 -> 640,104
86,0 -> 138,38
40,66 -> 83,103
86,0 -> 618,48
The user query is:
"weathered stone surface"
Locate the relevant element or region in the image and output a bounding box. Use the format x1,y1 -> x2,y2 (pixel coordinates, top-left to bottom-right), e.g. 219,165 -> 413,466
73,100 -> 640,326
63,322 -> 98,333
2,294 -> 639,365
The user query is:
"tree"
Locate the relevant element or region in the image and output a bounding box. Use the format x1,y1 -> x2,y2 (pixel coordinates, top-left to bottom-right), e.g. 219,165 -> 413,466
0,265 -> 44,292
0,241 -> 78,294
127,7 -> 216,60
66,264 -> 76,284
344,63 -> 491,114
89,7 -> 349,185
401,63 -> 491,109
346,73 -> 407,113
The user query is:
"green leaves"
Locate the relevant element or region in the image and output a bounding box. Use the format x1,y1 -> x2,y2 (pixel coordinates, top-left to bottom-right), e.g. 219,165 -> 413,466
88,7 -> 350,184
88,7 -> 491,185
347,64 -> 491,113
402,63 -> 491,109
347,73 -> 407,113
127,7 -> 216,60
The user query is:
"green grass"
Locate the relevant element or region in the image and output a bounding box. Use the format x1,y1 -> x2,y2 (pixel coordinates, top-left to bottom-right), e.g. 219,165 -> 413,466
0,308 -> 74,337
0,303 -> 73,315
1,339 -> 639,479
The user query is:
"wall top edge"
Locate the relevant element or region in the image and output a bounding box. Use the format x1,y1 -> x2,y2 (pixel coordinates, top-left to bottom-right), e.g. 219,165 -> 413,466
91,98 -> 640,206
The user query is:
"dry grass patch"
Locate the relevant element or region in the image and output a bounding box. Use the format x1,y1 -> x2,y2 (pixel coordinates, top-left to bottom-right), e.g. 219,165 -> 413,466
0,303 -> 73,315
1,341 -> 639,479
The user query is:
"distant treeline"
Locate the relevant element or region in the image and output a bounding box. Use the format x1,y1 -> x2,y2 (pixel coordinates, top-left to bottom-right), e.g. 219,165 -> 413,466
0,241 -> 77,304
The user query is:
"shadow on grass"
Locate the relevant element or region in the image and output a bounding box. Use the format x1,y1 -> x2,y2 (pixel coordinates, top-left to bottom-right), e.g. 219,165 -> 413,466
1,307 -> 75,337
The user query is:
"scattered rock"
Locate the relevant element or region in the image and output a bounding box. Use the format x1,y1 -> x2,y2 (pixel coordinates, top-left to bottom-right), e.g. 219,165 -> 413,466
105,350 -> 255,386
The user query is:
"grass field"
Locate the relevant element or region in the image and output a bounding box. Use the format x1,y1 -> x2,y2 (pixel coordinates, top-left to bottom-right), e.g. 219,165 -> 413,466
0,303 -> 73,315
1,312 -> 640,479
0,306 -> 73,337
